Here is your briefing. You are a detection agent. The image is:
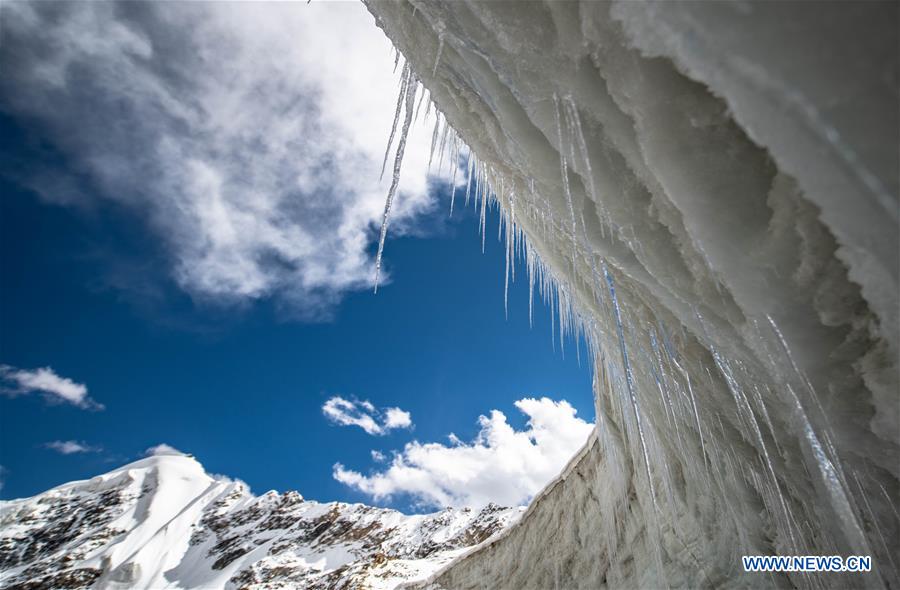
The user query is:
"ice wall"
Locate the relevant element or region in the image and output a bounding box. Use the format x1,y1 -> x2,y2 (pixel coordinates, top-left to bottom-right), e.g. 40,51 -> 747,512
364,1 -> 899,588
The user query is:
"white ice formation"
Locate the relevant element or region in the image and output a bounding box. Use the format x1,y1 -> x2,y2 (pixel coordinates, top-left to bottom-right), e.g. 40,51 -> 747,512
364,1 -> 899,588
0,453 -> 522,590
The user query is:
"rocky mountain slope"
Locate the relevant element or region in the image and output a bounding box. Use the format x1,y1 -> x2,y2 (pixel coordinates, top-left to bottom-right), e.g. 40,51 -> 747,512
0,452 -> 521,590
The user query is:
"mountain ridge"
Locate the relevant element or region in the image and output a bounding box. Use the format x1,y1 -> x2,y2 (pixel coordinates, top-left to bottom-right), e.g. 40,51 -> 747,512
0,452 -> 522,590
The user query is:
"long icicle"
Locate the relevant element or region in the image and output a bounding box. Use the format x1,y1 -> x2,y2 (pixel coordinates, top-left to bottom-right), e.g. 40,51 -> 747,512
427,112 -> 441,172
553,94 -> 579,280
449,138 -> 460,216
374,72 -> 418,292
380,64 -> 411,181
603,262 -> 667,585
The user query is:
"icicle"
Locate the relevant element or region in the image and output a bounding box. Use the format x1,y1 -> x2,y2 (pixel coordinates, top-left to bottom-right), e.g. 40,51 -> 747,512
464,154 -> 474,208
510,215 -> 517,281
851,472 -> 899,584
578,209 -> 606,316
431,33 -> 445,77
553,94 -> 579,280
602,262 -> 667,583
710,346 -> 799,554
564,96 -> 610,239
557,286 -> 566,359
497,177 -> 505,242
503,228 -> 510,318
528,248 -> 535,328
574,321 -> 581,367
380,64 -> 411,181
479,163 -> 488,212
682,368 -> 710,481
427,113 -> 441,172
374,73 -> 418,292
504,194 -> 516,319
413,83 -> 428,124
546,283 -> 555,353
751,382 -> 783,457
436,117 -> 451,175
480,167 -> 488,252
764,315 -> 873,557
449,136 -> 460,216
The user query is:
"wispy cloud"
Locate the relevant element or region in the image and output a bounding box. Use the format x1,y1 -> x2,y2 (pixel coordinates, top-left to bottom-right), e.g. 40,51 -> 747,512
43,440 -> 101,455
0,465 -> 6,492
322,396 -> 414,436
0,365 -> 103,410
334,397 -> 593,508
0,1 -> 450,319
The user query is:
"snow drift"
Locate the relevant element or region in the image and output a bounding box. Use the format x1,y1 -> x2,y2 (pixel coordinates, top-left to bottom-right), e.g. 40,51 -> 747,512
363,1 -> 899,588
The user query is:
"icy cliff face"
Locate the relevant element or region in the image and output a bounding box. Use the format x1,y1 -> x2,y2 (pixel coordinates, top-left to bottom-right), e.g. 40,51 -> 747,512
0,454 -> 521,590
365,1 -> 899,588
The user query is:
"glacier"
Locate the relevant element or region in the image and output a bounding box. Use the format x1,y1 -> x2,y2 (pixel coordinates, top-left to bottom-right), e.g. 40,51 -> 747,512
363,1 -> 899,588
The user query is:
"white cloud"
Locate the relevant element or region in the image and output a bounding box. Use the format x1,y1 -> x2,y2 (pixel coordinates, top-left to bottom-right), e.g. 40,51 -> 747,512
0,466 -> 6,492
0,2 -> 454,318
145,443 -> 186,457
0,365 -> 103,410
43,440 -> 101,455
384,407 -> 413,429
333,397 -> 594,509
322,396 -> 414,436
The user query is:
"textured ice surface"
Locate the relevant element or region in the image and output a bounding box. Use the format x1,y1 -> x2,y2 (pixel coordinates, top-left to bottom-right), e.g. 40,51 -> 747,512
365,1 -> 899,588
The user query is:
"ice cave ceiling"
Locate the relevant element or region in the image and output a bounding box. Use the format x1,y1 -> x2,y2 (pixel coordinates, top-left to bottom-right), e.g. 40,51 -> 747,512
364,1 -> 899,588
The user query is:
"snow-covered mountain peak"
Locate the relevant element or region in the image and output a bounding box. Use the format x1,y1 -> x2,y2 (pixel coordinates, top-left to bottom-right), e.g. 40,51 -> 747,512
0,457 -> 521,590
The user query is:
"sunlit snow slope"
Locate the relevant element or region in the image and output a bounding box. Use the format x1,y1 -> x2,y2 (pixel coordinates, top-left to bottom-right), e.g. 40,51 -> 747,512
364,1 -> 900,588
0,453 -> 522,590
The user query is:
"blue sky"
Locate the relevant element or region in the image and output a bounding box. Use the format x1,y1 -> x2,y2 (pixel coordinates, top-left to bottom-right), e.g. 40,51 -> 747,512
0,1 -> 593,513
0,149 -> 592,510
